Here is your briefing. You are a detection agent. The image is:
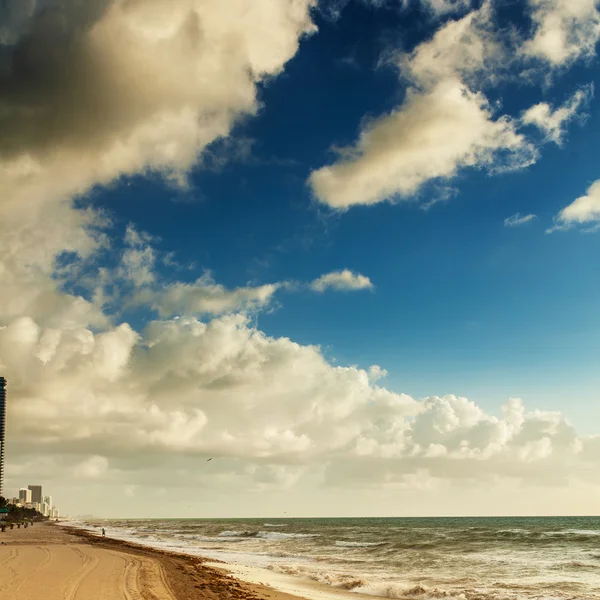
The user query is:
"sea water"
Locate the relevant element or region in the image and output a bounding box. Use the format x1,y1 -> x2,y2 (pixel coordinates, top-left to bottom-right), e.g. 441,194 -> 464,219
67,516 -> 600,599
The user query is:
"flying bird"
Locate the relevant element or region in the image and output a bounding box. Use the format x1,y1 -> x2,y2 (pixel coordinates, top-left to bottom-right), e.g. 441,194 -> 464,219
207,458 -> 212,461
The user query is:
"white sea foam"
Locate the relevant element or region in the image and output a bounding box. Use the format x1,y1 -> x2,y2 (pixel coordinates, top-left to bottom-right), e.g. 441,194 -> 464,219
258,531 -> 318,539
335,541 -> 385,548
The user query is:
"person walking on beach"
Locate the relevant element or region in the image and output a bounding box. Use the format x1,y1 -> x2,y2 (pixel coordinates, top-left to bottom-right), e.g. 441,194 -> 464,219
102,527 -> 105,537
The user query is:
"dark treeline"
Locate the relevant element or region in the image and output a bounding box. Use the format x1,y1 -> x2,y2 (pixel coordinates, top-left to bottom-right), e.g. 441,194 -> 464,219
0,495 -> 47,522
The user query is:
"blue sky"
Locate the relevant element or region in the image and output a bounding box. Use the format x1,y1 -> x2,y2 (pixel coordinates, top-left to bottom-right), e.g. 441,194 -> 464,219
84,2 -> 600,427
2,0 -> 600,515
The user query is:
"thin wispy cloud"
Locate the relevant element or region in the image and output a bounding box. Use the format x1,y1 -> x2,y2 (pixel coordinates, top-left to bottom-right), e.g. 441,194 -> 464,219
521,86 -> 593,144
504,213 -> 537,227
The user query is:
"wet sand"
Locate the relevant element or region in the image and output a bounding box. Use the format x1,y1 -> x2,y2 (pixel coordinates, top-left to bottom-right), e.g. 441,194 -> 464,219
0,522 -> 303,600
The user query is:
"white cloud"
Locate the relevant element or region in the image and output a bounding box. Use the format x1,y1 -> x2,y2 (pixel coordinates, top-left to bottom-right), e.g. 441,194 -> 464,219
2,267 -> 599,513
399,5 -> 500,88
73,456 -> 109,479
522,0 -> 600,66
308,5 -> 537,209
309,79 -> 535,208
420,0 -> 472,16
310,270 -> 374,292
1,0 -> 599,517
117,226 -> 157,287
3,301 -> 598,495
0,0 -> 316,213
137,276 -> 282,318
504,213 -> 537,227
521,86 -> 593,144
550,179 -> 600,231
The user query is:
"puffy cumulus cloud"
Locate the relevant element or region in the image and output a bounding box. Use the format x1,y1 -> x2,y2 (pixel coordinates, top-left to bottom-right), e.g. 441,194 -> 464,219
3,307 -> 599,504
1,0 -> 599,517
504,213 -> 537,227
399,4 -> 501,88
309,79 -> 534,208
308,5 -> 537,209
522,0 -> 600,67
328,396 -> 592,489
329,84 -> 532,208
521,85 -> 593,144
134,275 -> 282,318
0,0 -> 316,212
309,0 -> 599,210
310,269 -> 374,292
549,179 -> 600,232
0,198 -> 109,330
2,312 -> 416,463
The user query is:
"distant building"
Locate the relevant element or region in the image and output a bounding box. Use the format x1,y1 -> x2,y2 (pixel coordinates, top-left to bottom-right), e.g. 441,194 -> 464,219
28,485 -> 42,504
42,502 -> 49,516
43,495 -> 52,509
19,488 -> 32,503
0,377 -> 5,497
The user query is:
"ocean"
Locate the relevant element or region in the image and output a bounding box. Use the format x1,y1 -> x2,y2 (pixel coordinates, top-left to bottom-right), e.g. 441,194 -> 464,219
68,516 -> 600,600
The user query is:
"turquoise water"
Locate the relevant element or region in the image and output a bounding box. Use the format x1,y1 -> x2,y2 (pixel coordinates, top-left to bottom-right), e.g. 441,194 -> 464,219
78,517 -> 600,599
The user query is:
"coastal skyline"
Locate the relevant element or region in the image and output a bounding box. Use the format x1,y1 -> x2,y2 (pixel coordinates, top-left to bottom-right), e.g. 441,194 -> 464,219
0,0 -> 600,518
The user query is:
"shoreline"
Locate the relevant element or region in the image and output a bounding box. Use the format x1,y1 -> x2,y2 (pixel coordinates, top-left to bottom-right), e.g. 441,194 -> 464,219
63,523 -> 313,600
0,521 -> 309,600
63,523 -> 370,600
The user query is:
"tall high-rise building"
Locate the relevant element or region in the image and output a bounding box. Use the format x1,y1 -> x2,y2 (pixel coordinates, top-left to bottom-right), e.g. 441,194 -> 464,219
0,377 -> 6,498
43,495 -> 53,509
28,485 -> 42,504
19,488 -> 32,503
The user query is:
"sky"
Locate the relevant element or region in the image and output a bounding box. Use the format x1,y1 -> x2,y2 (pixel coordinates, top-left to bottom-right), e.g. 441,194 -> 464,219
1,0 -> 600,518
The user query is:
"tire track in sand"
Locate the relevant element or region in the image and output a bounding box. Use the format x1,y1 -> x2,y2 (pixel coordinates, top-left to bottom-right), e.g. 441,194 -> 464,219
154,560 -> 177,600
0,546 -> 19,568
62,546 -> 101,600
121,554 -> 144,600
0,547 -> 20,593
4,546 -> 52,598
116,551 -> 176,600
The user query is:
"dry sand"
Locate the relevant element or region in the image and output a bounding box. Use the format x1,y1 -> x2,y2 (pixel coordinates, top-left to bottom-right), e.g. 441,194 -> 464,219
0,522 -> 302,600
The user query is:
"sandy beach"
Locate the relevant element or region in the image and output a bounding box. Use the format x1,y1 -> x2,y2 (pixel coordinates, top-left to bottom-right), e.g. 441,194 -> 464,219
0,522 -> 304,600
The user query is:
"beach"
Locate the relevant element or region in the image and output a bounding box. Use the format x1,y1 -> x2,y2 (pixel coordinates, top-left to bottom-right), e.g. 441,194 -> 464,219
62,516 -> 600,600
2,517 -> 599,600
0,522 -> 304,600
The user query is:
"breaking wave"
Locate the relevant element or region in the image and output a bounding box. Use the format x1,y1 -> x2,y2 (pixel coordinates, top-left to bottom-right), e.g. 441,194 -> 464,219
217,530 -> 317,540
335,541 -> 386,548
258,531 -> 318,540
